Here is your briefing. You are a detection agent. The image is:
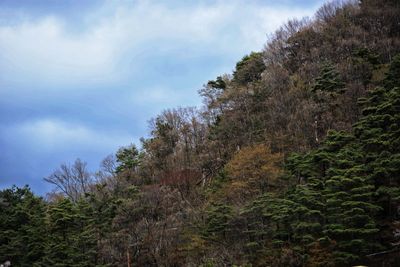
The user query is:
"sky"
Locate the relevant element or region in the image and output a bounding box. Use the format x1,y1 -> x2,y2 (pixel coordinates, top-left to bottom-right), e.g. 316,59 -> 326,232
0,0 -> 325,195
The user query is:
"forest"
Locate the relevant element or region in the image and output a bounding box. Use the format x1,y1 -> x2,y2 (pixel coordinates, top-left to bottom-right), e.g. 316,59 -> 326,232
1,0 -> 400,266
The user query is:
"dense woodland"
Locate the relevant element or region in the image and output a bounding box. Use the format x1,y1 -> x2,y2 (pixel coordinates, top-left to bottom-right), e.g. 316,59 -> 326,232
1,0 -> 400,266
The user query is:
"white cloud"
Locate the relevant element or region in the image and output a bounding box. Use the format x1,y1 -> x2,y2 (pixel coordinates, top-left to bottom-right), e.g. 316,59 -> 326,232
0,0 -> 321,90
0,16 -> 119,88
4,119 -> 136,152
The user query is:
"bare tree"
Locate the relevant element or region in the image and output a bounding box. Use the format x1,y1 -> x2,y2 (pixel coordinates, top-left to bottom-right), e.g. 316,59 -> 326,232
94,154 -> 120,191
100,154 -> 117,177
44,158 -> 93,202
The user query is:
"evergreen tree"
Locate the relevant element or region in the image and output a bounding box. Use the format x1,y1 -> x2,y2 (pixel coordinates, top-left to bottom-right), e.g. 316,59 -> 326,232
311,63 -> 346,143
233,52 -> 266,86
115,144 -> 140,174
354,54 -> 400,251
0,186 -> 46,266
203,202 -> 234,240
42,198 -> 88,267
312,63 -> 345,95
322,132 -> 381,265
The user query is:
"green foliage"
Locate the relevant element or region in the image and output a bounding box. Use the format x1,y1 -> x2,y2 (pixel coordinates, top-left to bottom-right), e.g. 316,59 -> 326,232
207,76 -> 227,90
42,198 -> 97,267
115,144 -> 140,174
203,202 -> 234,240
352,48 -> 381,87
0,186 -> 46,266
282,55 -> 400,266
233,52 -> 265,85
312,63 -> 345,95
243,193 -> 298,244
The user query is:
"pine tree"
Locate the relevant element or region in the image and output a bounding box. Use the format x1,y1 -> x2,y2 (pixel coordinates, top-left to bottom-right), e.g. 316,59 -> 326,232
354,55 -> 400,252
311,63 -> 346,143
242,193 -> 309,266
42,198 -> 80,267
0,186 -> 46,266
312,63 -> 345,95
322,131 -> 381,265
203,202 -> 234,241
73,199 -> 97,266
115,144 -> 140,174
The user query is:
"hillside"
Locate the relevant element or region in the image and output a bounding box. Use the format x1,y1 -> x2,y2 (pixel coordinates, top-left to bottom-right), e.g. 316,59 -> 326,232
1,0 -> 400,266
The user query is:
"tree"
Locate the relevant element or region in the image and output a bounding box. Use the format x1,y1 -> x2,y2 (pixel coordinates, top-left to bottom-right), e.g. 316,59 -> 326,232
203,202 -> 234,240
115,144 -> 140,174
0,186 -> 46,266
311,63 -> 346,143
44,159 -> 93,202
225,144 -> 283,203
322,132 -> 381,265
42,197 -> 98,266
233,52 -> 266,86
354,54 -> 400,259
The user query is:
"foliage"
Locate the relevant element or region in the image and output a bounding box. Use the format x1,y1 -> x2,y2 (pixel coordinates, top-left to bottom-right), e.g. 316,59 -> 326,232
115,144 -> 140,174
2,1 -> 400,266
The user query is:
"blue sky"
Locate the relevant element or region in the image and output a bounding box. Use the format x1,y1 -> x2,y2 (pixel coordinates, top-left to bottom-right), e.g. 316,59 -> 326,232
0,0 -> 324,195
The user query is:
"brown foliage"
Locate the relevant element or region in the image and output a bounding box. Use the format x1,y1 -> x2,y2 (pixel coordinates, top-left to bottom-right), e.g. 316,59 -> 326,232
225,144 -> 283,200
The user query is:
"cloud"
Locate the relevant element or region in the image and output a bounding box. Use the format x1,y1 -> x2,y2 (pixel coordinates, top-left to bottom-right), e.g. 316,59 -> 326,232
0,0 -> 321,91
0,16 -> 119,88
0,118 -> 136,194
3,118 -> 136,152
